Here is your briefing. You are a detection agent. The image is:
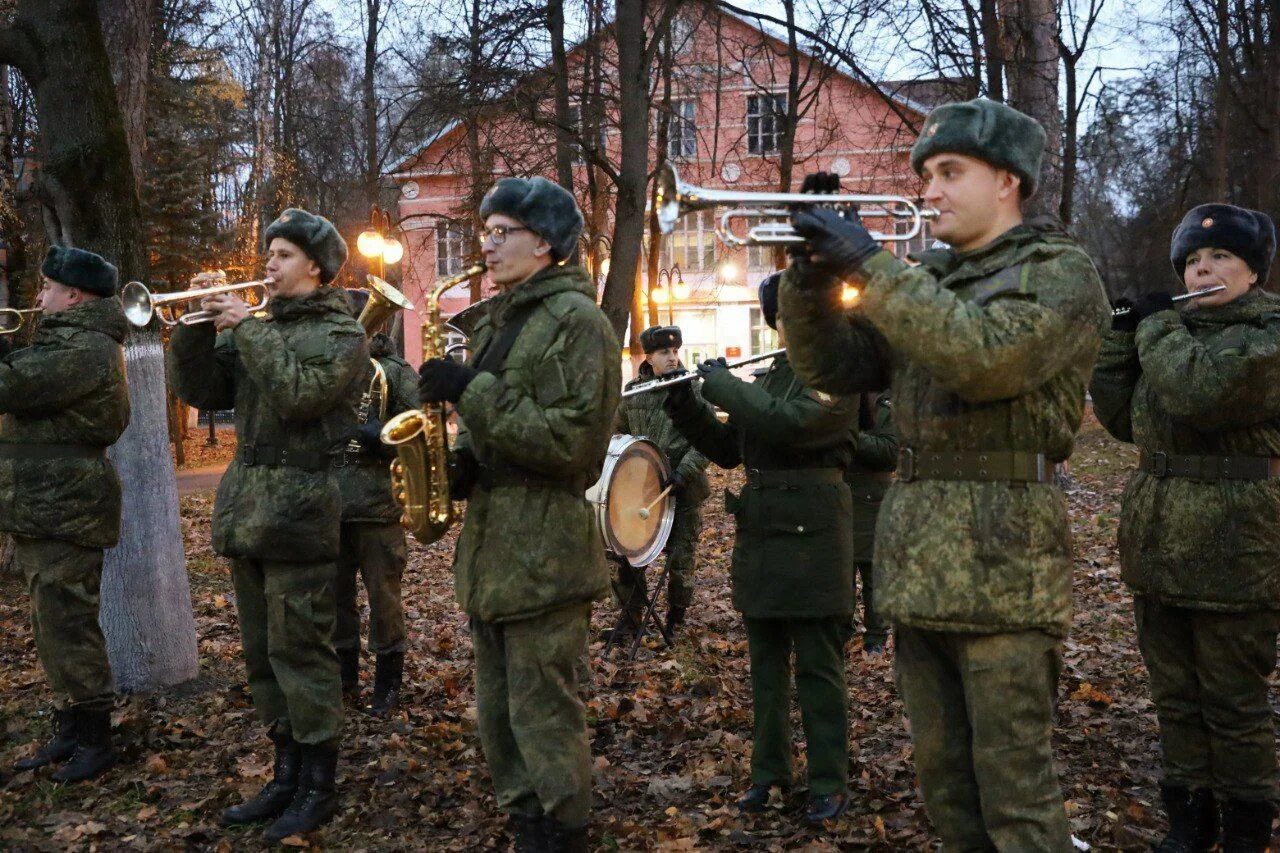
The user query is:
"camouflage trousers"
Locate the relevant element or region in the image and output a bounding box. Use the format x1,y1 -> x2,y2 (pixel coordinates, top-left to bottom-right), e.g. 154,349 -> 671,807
1135,597 -> 1280,801
611,498 -> 701,616
471,603 -> 592,826
745,616 -> 848,796
231,557 -> 342,745
895,626 -> 1072,852
333,521 -> 408,655
15,536 -> 113,710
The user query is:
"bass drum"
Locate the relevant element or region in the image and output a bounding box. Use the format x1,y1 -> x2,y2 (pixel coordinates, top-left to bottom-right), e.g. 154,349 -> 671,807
586,435 -> 675,568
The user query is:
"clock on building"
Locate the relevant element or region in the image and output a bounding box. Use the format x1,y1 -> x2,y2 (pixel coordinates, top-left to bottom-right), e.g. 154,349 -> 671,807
720,163 -> 741,183
401,180 -> 420,200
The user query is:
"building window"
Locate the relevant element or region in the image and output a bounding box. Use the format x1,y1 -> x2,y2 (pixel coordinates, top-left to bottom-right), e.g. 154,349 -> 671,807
666,100 -> 696,159
436,224 -> 469,276
747,234 -> 784,271
893,215 -> 932,259
749,307 -> 778,355
746,93 -> 787,155
661,210 -> 716,272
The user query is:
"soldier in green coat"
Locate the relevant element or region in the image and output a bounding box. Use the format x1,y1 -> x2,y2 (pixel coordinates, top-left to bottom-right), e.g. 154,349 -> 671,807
417,177 -> 619,853
779,100 -> 1110,850
847,391 -> 896,654
1091,204 -> 1279,852
334,290 -> 419,716
664,274 -> 857,826
169,209 -> 368,842
3,247 -> 128,783
611,324 -> 710,638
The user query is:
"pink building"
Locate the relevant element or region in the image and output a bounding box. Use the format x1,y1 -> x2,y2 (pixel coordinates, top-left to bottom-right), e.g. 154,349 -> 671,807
388,9 -> 940,366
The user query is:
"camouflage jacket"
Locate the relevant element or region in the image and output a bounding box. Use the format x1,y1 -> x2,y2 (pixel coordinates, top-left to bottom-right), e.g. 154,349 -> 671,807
779,222 -> 1109,636
617,363 -> 711,505
1091,288 -> 1280,611
0,298 -> 130,548
849,392 -> 897,562
667,354 -> 857,618
336,334 -> 419,523
168,287 -> 368,562
453,264 -> 621,623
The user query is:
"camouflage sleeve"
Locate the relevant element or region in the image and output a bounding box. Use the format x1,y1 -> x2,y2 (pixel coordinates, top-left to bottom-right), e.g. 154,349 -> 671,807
1088,330 -> 1141,443
382,357 -> 420,419
0,339 -> 120,415
232,318 -> 368,420
1136,310 -> 1280,429
613,397 -> 633,436
777,265 -> 894,394
854,248 -> 1108,403
700,368 -> 857,450
854,393 -> 898,471
167,322 -> 238,411
455,307 -> 619,476
665,388 -> 742,470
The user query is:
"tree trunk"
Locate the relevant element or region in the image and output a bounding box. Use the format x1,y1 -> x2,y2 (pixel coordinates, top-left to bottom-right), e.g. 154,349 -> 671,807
980,0 -> 1005,100
1059,52 -> 1079,223
96,0 -> 153,183
103,327 -> 198,692
998,0 -> 1062,217
364,0 -> 381,208
547,0 -> 575,193
1209,0 -> 1230,199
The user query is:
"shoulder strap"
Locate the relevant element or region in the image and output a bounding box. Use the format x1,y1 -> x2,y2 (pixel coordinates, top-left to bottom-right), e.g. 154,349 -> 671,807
473,300 -> 540,373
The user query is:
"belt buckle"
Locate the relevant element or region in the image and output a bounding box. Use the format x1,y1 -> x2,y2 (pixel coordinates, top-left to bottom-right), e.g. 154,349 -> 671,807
1150,451 -> 1168,477
899,448 -> 916,482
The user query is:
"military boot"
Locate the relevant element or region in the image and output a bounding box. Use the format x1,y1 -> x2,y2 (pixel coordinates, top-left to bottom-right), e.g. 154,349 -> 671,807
13,708 -> 77,771
541,818 -> 588,853
221,728 -> 302,825
367,652 -> 403,717
50,707 -> 115,783
263,740 -> 339,843
507,813 -> 543,853
338,647 -> 360,704
805,792 -> 849,826
1220,798 -> 1276,853
1155,785 -> 1219,852
664,605 -> 687,638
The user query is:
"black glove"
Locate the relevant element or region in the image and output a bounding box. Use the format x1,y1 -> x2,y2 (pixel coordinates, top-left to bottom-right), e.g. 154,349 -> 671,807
662,378 -> 694,414
664,470 -> 686,494
790,207 -> 880,280
447,447 -> 480,500
697,356 -> 729,380
355,418 -> 385,454
788,171 -> 844,260
1112,292 -> 1175,333
419,357 -> 478,403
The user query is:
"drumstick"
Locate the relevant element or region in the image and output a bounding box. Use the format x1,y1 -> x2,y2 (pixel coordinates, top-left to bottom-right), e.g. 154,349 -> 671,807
637,484 -> 674,520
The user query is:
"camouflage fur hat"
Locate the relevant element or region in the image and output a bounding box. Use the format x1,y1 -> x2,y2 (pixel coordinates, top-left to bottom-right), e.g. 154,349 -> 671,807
41,246 -> 119,297
479,177 -> 584,261
1171,203 -> 1276,285
757,271 -> 782,330
639,325 -> 682,353
264,208 -> 348,284
911,98 -> 1046,198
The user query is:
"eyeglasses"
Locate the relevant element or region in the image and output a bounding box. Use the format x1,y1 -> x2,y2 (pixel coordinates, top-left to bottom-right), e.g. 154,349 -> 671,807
479,225 -> 531,246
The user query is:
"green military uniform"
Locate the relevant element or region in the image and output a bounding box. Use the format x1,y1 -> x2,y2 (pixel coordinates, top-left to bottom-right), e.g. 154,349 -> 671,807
333,334 -> 418,685
0,296 -> 129,712
1092,287 -> 1280,805
780,220 -> 1109,848
612,361 -> 711,623
169,286 -> 367,746
847,391 -> 896,646
451,263 -> 620,829
666,353 -> 857,799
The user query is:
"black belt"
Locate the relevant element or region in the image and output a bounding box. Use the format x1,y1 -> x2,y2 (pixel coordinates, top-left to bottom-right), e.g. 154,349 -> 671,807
898,448 -> 1052,483
476,465 -> 587,494
239,444 -> 333,472
745,468 -> 844,488
1140,451 -> 1280,481
0,442 -> 105,460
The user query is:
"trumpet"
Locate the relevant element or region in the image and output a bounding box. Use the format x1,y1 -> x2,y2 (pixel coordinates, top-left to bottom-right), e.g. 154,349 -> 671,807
121,279 -> 272,328
655,163 -> 938,248
0,307 -> 41,335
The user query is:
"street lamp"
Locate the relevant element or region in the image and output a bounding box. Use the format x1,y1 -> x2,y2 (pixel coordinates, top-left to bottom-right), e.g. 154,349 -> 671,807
358,204 -> 404,279
656,264 -> 685,325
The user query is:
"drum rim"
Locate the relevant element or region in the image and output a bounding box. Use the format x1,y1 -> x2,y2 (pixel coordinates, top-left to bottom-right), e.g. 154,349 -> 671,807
593,434 -> 676,567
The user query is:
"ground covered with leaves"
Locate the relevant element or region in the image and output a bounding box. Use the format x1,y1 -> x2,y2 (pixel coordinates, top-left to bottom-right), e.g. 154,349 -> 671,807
0,413 -> 1258,850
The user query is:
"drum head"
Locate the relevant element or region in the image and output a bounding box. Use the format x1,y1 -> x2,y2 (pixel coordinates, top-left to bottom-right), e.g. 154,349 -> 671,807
600,437 -> 675,567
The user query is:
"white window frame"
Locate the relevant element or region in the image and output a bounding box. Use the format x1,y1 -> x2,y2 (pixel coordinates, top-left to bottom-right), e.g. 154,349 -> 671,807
746,93 -> 787,155
667,99 -> 697,160
660,210 -> 716,272
436,223 -> 469,276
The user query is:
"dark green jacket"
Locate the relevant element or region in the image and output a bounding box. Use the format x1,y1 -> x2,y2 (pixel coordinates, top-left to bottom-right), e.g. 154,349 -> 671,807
0,298 -> 130,548
848,392 -> 897,562
617,362 -> 711,506
337,334 -> 419,523
1091,288 -> 1280,611
779,222 -> 1110,636
667,354 -> 857,618
168,287 -> 368,562
453,265 -> 621,623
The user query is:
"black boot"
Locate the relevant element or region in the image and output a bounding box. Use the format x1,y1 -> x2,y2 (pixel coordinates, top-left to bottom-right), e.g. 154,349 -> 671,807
1155,785 -> 1219,852
1220,798 -> 1276,853
737,783 -> 783,813
541,817 -> 588,853
221,728 -> 302,825
13,708 -> 77,771
805,792 -> 849,825
50,707 -> 115,783
338,647 -> 360,703
367,652 -> 403,718
664,605 -> 687,637
507,813 -> 543,853
263,740 -> 339,842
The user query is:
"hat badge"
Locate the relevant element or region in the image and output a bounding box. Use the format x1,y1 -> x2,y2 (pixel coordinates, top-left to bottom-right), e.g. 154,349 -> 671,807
1202,217 -> 1214,228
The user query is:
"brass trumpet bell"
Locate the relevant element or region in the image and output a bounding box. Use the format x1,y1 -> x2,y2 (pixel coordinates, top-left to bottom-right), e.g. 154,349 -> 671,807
122,279 -> 271,328
0,307 -> 41,336
357,275 -> 415,334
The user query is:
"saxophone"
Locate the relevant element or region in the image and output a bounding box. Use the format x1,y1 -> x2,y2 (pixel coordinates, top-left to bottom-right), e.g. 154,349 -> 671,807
380,264 -> 486,543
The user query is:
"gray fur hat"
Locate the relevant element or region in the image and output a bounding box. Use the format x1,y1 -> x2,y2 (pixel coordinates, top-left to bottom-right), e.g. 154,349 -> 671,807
479,177 -> 584,261
911,98 -> 1046,198
263,208 -> 348,284
41,246 -> 119,297
1170,203 -> 1276,285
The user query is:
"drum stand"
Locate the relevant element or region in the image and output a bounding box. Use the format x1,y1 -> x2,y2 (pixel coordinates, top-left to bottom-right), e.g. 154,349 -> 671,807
605,560 -> 675,660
